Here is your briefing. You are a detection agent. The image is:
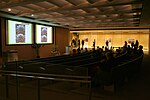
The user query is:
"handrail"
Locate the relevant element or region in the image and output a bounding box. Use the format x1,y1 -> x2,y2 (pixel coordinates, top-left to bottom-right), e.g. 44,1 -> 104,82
3,60 -> 87,69
115,53 -> 143,68
0,70 -> 91,80
0,68 -> 92,100
27,51 -> 92,63
2,73 -> 91,83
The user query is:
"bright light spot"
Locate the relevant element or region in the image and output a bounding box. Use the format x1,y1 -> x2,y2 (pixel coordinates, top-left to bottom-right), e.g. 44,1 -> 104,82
8,8 -> 11,11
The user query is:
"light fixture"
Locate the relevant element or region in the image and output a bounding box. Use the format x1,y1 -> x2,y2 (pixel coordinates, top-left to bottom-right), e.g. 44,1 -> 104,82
31,14 -> 34,16
8,8 -> 11,11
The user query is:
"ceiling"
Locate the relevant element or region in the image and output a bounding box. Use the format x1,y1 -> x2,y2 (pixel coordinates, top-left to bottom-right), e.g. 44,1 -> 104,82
0,0 -> 148,29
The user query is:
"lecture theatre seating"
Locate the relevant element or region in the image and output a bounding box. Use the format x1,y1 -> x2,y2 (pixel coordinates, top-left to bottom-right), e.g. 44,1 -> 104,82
1,47 -> 144,92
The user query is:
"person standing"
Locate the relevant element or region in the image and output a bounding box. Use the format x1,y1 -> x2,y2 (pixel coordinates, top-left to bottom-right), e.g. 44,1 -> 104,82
78,39 -> 80,48
81,40 -> 84,48
135,40 -> 139,48
93,39 -> 96,49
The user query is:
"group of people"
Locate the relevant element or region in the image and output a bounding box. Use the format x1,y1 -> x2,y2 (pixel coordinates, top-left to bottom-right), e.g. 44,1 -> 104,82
122,40 -> 143,57
71,39 -> 85,48
91,40 -> 144,88
70,39 -> 144,84
72,39 -> 143,59
73,39 -> 143,72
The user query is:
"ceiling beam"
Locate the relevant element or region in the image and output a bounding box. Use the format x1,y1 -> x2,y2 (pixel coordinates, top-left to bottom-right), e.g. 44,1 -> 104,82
65,0 -> 78,6
0,11 -> 64,27
35,15 -> 136,23
0,0 -> 44,9
15,1 -> 142,16
63,10 -> 140,17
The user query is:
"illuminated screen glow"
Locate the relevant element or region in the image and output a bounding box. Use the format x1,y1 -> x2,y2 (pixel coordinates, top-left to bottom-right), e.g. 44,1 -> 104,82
35,24 -> 53,44
7,20 -> 33,45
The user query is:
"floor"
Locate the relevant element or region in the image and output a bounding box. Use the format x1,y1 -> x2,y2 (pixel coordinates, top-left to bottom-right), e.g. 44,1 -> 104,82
0,54 -> 150,100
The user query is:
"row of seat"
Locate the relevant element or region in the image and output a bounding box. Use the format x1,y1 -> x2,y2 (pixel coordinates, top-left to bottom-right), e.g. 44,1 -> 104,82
3,48 -> 131,76
105,53 -> 143,91
2,51 -> 95,77
2,48 -> 140,91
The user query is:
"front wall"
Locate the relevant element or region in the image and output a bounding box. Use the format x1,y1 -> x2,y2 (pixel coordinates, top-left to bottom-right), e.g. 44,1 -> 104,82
0,17 -> 70,61
71,29 -> 150,54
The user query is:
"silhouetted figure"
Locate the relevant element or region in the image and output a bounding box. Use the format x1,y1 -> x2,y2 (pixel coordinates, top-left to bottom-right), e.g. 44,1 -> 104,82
78,39 -> 80,48
77,47 -> 81,54
131,42 -> 134,48
127,45 -> 132,54
105,47 -> 109,51
93,39 -> 96,49
102,46 -> 105,51
134,40 -> 139,48
121,41 -> 128,54
85,47 -> 88,52
92,51 -> 115,87
105,40 -> 109,49
72,39 -> 76,47
124,41 -> 128,48
72,49 -> 77,56
101,52 -> 116,72
137,45 -> 143,56
81,40 -> 84,48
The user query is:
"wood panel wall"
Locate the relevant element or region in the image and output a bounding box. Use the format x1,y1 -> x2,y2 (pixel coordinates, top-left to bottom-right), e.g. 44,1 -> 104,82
71,29 -> 150,54
55,27 -> 69,54
0,18 -> 70,63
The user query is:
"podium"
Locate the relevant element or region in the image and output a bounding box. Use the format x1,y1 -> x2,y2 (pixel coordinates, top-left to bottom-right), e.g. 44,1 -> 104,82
66,46 -> 71,54
3,50 -> 18,62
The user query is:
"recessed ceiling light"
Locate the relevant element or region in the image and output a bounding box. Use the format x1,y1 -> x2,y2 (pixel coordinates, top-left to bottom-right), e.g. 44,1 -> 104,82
133,13 -> 137,15
8,8 -> 11,11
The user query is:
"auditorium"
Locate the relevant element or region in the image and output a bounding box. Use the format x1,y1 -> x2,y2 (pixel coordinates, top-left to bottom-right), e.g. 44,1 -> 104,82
0,0 -> 150,100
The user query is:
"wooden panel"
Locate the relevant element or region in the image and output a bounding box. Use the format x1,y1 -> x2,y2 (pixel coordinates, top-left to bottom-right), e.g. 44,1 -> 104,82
97,32 -> 105,47
73,29 -> 149,53
55,27 -> 69,54
139,33 -> 149,50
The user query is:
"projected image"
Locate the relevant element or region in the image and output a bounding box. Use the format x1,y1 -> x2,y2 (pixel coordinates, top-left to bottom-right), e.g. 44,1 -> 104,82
36,24 -> 53,44
6,20 -> 33,45
16,24 -> 25,43
41,27 -> 47,42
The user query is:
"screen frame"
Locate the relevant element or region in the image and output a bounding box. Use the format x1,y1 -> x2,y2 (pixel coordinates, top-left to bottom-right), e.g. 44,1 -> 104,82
5,19 -> 34,45
35,23 -> 54,44
0,18 -> 2,56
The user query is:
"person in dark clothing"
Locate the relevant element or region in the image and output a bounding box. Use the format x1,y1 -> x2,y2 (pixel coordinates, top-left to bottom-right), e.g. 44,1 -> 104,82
100,52 -> 116,72
106,40 -> 109,48
137,45 -> 144,55
134,40 -> 139,48
72,49 -> 77,56
124,41 -> 128,48
85,47 -> 88,52
93,39 -> 96,49
78,39 -> 80,48
81,40 -> 84,48
131,42 -> 134,48
72,39 -> 76,47
77,47 -> 81,54
92,51 -> 115,88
